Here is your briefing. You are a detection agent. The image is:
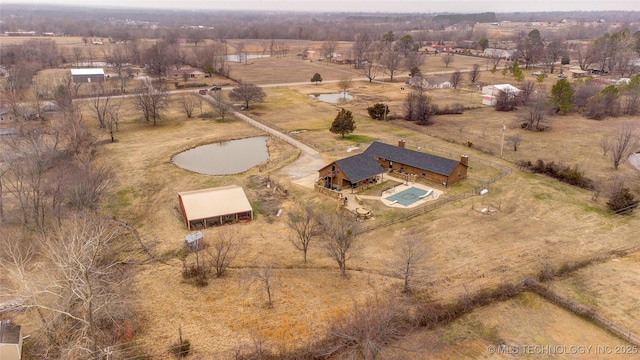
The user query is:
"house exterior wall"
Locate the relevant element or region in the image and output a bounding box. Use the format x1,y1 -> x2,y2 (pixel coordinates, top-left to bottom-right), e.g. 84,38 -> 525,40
318,163 -> 350,190
72,74 -> 104,83
375,159 -> 467,187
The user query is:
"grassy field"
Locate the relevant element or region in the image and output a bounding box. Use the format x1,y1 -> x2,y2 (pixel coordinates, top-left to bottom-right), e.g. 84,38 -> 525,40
382,292 -> 633,359
4,38 -> 640,358
95,53 -> 639,357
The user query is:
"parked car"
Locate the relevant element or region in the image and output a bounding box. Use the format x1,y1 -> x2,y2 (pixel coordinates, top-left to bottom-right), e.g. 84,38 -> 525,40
533,71 -> 545,76
557,74 -> 568,79
209,86 -> 221,91
199,89 -> 208,95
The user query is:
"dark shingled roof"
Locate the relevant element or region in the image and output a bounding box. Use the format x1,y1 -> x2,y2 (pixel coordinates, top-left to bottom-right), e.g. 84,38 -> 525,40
363,141 -> 460,176
335,153 -> 385,183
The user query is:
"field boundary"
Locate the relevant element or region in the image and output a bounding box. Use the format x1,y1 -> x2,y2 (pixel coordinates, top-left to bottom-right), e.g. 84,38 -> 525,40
523,278 -> 640,346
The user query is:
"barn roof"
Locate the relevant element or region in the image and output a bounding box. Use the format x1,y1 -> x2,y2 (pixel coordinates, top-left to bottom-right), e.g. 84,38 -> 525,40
363,141 -> 461,176
178,185 -> 252,224
334,153 -> 385,183
70,68 -> 104,76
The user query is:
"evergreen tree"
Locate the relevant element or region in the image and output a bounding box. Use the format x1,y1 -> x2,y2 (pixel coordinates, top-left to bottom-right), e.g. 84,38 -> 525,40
330,108 -> 356,138
311,73 -> 323,85
551,79 -> 575,115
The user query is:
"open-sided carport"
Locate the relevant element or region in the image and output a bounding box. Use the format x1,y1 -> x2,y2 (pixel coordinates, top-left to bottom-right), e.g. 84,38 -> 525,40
178,185 -> 253,230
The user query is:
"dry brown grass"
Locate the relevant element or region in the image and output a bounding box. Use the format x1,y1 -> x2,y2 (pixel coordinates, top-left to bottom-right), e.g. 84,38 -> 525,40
5,39 -> 639,358
382,292 -> 631,359
549,253 -> 640,337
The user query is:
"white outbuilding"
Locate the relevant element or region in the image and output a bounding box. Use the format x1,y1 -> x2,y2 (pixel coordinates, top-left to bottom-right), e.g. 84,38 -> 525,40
481,84 -> 521,106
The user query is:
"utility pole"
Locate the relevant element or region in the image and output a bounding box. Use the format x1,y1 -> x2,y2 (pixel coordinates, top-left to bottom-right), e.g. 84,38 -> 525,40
500,122 -> 506,158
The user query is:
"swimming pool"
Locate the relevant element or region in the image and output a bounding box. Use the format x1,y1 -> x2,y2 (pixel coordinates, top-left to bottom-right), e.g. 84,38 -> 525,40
385,187 -> 430,207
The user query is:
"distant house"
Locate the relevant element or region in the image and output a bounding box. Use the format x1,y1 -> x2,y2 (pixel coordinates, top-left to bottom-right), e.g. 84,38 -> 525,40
70,68 -> 105,84
408,75 -> 451,89
319,140 -> 469,189
569,67 -> 588,78
481,84 -> 521,106
0,320 -> 23,360
167,68 -> 206,80
483,48 -> 516,60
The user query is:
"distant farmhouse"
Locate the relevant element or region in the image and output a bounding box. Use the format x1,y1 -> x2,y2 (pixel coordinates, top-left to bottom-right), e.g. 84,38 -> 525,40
70,68 -> 105,84
408,75 -> 452,89
167,68 -> 206,80
481,84 -> 521,106
319,140 -> 468,190
483,48 -> 517,60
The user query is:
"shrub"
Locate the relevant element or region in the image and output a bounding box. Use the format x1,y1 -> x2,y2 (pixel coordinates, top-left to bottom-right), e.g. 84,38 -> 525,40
607,187 -> 639,214
367,103 -> 390,120
170,339 -> 191,358
520,159 -> 595,190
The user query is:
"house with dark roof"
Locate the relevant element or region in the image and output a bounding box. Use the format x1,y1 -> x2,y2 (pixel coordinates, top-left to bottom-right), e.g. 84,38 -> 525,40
318,140 -> 469,190
318,152 -> 385,191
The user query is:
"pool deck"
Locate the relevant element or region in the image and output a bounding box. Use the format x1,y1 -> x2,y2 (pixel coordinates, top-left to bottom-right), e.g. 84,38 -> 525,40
340,175 -> 444,211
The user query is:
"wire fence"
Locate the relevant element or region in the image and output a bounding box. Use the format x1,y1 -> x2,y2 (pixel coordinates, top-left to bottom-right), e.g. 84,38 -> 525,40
524,278 -> 640,346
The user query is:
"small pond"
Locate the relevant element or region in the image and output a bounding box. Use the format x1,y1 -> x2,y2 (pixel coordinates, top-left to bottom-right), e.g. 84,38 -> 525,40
172,136 -> 269,175
310,92 -> 353,104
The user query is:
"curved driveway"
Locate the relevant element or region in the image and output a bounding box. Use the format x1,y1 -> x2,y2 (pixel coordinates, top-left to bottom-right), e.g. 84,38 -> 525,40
202,97 -> 325,186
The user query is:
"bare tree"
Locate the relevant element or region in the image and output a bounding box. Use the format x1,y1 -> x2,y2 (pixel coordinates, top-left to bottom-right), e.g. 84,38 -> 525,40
321,39 -> 338,62
338,77 -> 353,98
211,91 -> 229,120
361,61 -> 381,83
88,83 -> 112,128
132,78 -> 169,125
604,122 -> 640,170
1,214 -> 135,359
322,213 -> 358,277
228,82 -> 266,110
286,205 -> 324,263
508,134 -> 522,151
323,294 -> 410,360
245,263 -> 277,308
379,47 -> 402,81
391,237 -> 428,293
180,92 -> 201,118
403,86 -> 434,126
441,53 -> 454,68
449,70 -> 462,91
143,41 -> 170,80
517,80 -> 536,105
104,101 -> 121,143
468,63 -> 481,84
206,227 -> 241,277
352,32 -> 373,69
104,46 -> 132,94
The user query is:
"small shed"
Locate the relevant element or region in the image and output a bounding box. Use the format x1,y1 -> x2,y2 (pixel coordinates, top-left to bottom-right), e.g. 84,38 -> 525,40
184,231 -> 205,252
70,68 -> 105,84
178,185 -> 253,230
0,320 -> 22,360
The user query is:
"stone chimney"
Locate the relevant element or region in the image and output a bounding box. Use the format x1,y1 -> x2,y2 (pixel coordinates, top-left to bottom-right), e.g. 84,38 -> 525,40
398,139 -> 405,148
461,154 -> 469,166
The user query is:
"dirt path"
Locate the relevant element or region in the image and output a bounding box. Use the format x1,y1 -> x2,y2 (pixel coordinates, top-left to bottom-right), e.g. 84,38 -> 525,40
203,98 -> 326,183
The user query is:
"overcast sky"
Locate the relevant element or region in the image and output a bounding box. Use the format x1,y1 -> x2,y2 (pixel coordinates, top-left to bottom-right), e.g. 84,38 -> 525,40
2,0 -> 639,13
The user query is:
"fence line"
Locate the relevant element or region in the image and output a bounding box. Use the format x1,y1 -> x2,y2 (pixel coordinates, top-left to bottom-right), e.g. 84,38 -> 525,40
524,278 -> 640,346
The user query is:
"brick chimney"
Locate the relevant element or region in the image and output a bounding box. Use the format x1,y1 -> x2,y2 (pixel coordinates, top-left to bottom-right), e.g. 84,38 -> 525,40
398,139 -> 405,148
461,154 -> 469,166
